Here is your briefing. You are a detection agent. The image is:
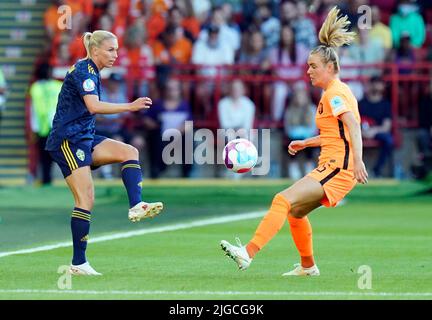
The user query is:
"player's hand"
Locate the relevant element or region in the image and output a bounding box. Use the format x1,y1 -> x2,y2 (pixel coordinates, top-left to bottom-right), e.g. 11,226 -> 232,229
288,140 -> 306,156
129,97 -> 152,111
354,159 -> 368,184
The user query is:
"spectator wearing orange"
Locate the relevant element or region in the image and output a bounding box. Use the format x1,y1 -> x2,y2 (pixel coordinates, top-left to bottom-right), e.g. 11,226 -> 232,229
68,34 -> 87,65
73,0 -> 93,30
167,6 -> 196,42
99,1 -> 128,48
117,22 -> 154,98
49,33 -> 73,66
67,12 -> 89,65
117,0 -> 131,17
152,25 -> 193,65
145,0 -> 169,41
91,0 -> 110,25
44,0 -> 81,41
176,0 -> 201,40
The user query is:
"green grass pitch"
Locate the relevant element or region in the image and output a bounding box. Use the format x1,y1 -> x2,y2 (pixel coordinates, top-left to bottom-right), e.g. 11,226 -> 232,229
0,179 -> 431,300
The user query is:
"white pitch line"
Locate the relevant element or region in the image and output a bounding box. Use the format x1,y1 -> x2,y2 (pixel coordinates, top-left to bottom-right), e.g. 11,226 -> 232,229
0,211 -> 266,258
0,289 -> 432,297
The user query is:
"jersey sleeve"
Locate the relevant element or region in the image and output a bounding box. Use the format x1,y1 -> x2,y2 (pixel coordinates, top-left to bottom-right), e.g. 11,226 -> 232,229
327,93 -> 351,118
74,70 -> 99,97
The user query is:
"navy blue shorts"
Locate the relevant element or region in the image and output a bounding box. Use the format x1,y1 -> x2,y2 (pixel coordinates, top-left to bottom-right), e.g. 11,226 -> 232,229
48,135 -> 107,178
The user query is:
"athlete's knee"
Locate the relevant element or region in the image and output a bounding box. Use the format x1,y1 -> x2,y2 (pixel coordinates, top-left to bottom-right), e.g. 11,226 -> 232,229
123,144 -> 139,161
289,207 -> 308,218
271,193 -> 291,214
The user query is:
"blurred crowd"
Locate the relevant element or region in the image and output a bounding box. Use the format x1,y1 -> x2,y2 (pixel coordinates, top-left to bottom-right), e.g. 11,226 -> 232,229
29,0 -> 432,181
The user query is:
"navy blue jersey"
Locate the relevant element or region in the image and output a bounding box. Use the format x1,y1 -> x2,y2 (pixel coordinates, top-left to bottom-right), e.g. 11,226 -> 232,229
46,58 -> 101,151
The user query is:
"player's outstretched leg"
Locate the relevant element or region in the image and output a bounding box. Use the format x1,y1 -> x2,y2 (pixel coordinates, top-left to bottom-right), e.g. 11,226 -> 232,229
221,176 -> 324,274
92,139 -> 164,222
220,193 -> 289,270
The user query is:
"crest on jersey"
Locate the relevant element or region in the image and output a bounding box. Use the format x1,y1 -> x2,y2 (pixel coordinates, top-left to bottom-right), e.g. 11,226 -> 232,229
76,149 -> 85,161
83,79 -> 95,92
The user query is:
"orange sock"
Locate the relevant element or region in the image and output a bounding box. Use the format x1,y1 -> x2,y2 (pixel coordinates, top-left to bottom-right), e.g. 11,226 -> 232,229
287,215 -> 314,268
247,194 -> 291,258
246,242 -> 260,258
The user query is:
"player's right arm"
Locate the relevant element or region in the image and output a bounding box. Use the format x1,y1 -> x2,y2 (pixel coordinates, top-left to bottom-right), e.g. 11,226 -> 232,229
288,135 -> 321,155
83,95 -> 152,114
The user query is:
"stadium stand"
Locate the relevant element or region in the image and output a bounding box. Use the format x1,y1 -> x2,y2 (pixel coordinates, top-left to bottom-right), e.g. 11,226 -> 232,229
0,0 -> 51,185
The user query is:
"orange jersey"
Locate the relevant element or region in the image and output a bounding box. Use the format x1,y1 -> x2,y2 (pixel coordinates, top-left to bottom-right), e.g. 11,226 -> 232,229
316,79 -> 361,171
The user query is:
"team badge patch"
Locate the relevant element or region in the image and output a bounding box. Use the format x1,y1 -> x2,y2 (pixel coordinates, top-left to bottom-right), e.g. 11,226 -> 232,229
83,79 -> 95,92
76,149 -> 85,161
330,96 -> 345,114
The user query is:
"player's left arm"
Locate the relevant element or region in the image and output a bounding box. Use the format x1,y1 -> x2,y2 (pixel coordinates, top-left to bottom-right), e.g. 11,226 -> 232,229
340,111 -> 368,184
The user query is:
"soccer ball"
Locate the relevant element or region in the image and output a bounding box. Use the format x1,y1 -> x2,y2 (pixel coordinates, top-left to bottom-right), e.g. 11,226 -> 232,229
222,138 -> 258,173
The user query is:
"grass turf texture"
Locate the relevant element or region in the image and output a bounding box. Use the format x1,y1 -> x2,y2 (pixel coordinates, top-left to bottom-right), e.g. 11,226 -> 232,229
0,179 -> 431,300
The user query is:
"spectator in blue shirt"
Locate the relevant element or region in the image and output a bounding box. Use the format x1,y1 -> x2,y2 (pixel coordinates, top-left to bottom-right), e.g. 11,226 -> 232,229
359,76 -> 394,177
142,77 -> 193,178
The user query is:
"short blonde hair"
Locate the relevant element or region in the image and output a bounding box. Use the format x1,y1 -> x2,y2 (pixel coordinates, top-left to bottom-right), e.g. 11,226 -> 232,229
83,30 -> 117,59
310,7 -> 356,73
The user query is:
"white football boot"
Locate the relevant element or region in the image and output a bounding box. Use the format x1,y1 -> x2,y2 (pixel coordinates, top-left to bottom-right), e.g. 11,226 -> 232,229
220,237 -> 252,271
282,263 -> 320,276
69,261 -> 102,276
128,201 -> 164,222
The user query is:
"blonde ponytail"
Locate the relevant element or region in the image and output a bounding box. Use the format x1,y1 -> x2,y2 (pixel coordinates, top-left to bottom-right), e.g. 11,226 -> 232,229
318,6 -> 356,48
310,7 -> 356,73
83,32 -> 93,59
82,30 -> 117,59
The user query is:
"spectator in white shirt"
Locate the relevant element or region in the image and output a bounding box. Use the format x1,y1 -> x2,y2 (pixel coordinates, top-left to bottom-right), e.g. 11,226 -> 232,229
218,79 -> 255,135
192,25 -> 235,114
217,79 -> 256,179
192,25 -> 235,76
198,6 -> 241,53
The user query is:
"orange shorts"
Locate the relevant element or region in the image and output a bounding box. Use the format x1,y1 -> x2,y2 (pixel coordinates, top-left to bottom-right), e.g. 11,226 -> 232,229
307,162 -> 357,207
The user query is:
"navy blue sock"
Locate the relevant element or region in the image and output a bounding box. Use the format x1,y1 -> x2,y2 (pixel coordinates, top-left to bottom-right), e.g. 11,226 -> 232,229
71,207 -> 91,265
121,160 -> 143,208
